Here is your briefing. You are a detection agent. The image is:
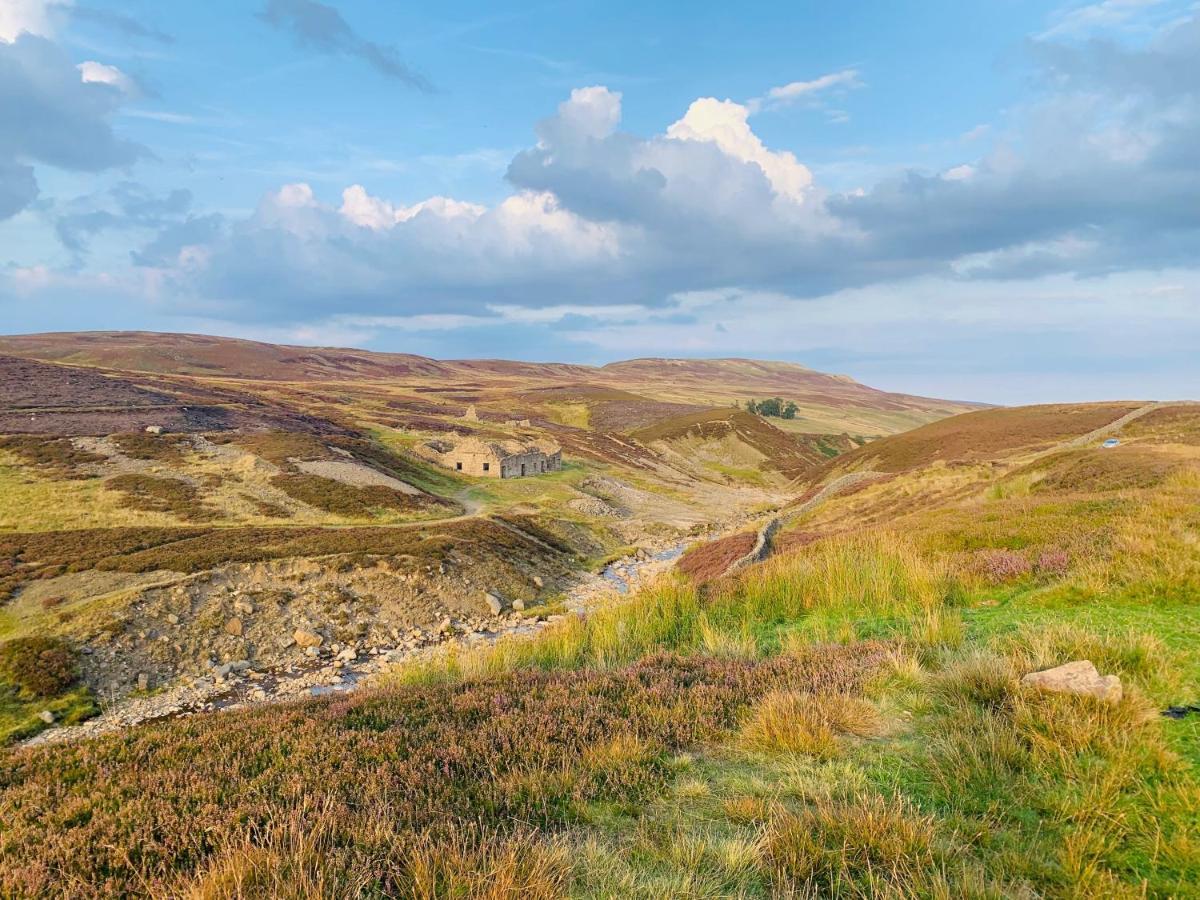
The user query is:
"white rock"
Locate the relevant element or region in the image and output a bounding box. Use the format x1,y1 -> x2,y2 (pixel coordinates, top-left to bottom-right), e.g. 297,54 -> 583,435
1021,660 -> 1123,703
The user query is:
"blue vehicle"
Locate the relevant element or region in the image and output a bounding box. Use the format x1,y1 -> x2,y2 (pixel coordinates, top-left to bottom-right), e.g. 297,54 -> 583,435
1101,438 -> 1121,448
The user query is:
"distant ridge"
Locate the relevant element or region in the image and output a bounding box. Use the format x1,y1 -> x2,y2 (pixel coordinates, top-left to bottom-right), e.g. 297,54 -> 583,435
0,331 -> 985,425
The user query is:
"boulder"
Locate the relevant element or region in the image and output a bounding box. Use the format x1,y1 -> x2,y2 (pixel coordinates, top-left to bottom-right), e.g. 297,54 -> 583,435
293,628 -> 324,648
224,617 -> 244,637
38,710 -> 55,724
512,598 -> 526,612
483,592 -> 504,616
136,672 -> 150,692
144,425 -> 164,435
1021,660 -> 1123,703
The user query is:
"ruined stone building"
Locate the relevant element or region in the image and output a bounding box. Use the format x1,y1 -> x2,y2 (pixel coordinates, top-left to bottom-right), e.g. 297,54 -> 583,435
430,436 -> 562,478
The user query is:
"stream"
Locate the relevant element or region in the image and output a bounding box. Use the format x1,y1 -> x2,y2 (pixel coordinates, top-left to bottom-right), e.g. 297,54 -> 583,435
23,537 -> 700,746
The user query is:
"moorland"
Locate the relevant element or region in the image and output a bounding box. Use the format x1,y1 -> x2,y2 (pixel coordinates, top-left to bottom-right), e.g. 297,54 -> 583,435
1,331 -> 1197,897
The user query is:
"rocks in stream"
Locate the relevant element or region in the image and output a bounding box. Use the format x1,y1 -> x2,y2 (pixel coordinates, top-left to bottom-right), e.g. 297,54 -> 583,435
28,540 -> 689,749
293,628 -> 324,648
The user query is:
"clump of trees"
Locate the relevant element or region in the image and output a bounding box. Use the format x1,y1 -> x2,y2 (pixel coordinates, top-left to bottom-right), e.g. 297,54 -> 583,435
742,397 -> 799,420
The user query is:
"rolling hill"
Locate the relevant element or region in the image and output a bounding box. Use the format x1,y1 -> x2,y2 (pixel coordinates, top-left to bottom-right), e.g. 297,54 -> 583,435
0,332 -> 980,437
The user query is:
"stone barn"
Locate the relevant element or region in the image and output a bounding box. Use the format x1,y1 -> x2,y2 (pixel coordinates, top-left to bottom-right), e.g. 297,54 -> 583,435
441,436 -> 562,478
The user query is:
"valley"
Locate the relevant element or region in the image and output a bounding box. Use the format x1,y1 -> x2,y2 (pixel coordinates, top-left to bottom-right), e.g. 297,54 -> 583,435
0,332 -> 974,740
2,332 -> 1198,898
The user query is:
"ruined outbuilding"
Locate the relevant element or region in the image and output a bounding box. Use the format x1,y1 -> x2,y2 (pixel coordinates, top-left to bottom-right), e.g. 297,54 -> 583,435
424,436 -> 562,478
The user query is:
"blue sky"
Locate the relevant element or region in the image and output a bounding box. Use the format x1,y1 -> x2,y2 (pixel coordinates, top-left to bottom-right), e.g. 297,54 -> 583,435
1,0 -> 1198,404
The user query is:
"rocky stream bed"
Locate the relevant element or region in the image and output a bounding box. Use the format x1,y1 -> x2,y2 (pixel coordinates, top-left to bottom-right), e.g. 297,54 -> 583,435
23,539 -> 692,747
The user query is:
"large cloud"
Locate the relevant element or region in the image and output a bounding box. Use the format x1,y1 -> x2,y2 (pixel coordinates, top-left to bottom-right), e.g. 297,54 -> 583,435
124,12 -> 1200,325
0,29 -> 141,221
832,15 -> 1200,278
161,86 -> 858,319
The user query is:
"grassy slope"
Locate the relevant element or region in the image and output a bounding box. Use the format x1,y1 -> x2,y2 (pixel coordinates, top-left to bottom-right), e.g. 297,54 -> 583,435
4,402 -> 1199,896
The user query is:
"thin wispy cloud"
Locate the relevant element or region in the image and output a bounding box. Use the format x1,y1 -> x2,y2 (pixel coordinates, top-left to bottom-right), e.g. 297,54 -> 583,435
50,2 -> 174,43
1036,0 -> 1179,39
258,0 -> 433,91
748,68 -> 863,114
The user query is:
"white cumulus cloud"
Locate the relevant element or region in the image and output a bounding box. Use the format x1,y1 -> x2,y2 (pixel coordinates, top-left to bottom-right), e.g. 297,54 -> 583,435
0,0 -> 63,42
77,60 -> 135,93
666,97 -> 814,201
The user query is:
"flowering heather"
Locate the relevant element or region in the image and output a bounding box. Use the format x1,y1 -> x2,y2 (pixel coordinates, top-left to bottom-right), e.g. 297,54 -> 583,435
1035,549 -> 1071,578
0,645 -> 886,897
972,549 -> 1032,584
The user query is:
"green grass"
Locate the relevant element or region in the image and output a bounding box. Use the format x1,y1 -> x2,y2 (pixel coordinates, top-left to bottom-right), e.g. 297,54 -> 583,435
0,685 -> 96,744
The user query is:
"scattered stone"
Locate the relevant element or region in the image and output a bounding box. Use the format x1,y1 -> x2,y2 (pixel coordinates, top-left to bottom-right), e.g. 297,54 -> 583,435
1021,660 -> 1123,703
38,710 -> 55,724
144,425 -> 164,435
293,628 -> 324,648
233,600 -> 254,616
224,617 -> 244,637
532,575 -> 544,589
304,646 -> 321,658
165,613 -> 179,625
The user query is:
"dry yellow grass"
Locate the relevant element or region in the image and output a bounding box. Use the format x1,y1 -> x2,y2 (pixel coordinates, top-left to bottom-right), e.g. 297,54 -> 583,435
739,690 -> 884,758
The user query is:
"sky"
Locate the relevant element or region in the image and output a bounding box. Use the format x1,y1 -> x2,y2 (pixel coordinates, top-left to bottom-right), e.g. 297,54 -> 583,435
1,0 -> 1198,404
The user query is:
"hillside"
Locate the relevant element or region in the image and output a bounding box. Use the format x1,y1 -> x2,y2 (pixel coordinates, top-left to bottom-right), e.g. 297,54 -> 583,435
794,401 -> 1150,487
1,331 -> 976,730
3,397 -> 1198,896
0,332 -> 980,436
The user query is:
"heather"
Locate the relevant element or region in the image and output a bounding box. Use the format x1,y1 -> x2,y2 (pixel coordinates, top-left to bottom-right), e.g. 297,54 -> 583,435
0,647 -> 884,897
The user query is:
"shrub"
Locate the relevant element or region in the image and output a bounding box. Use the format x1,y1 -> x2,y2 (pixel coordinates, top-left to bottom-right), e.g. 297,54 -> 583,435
0,435 -> 104,478
105,473 -> 216,522
0,636 -> 79,698
971,549 -> 1032,584
111,431 -> 191,463
1035,549 -> 1071,578
0,648 -> 887,896
270,474 -> 431,517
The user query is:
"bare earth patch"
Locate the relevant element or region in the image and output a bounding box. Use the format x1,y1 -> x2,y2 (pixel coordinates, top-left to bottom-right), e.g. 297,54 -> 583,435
293,459 -> 424,495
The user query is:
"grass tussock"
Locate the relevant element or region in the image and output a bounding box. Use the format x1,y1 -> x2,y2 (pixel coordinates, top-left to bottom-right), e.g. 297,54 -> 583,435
762,792 -> 997,898
180,810 -> 569,900
739,690 -> 884,758
909,642 -> 1197,896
